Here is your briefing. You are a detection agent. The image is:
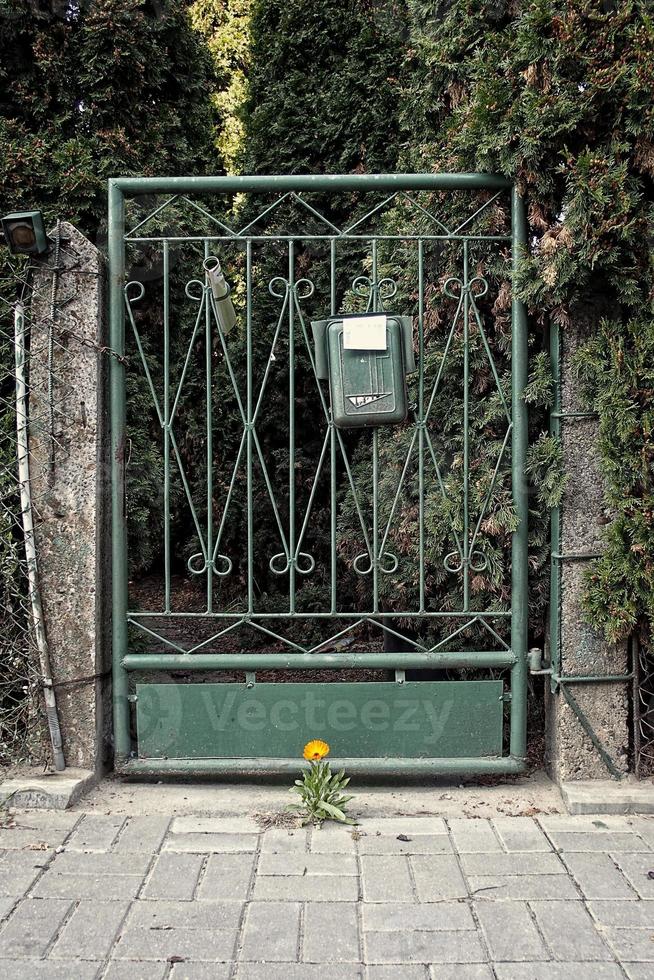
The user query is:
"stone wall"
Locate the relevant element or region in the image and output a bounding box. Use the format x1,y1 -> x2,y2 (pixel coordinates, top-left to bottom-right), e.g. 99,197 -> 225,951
29,222 -> 110,773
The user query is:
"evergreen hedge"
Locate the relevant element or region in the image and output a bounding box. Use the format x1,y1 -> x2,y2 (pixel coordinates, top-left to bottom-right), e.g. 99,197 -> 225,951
397,0 -> 654,646
1,0 -> 651,670
0,0 -> 217,233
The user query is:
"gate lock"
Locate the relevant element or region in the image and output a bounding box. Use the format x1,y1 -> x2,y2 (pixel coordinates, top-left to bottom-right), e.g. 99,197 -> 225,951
311,313 -> 416,429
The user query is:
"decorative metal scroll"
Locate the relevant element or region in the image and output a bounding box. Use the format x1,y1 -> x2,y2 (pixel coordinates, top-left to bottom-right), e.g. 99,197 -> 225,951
122,187 -> 514,658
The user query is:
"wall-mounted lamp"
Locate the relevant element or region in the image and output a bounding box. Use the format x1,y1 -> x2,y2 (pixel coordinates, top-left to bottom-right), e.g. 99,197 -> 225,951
1,211 -> 48,255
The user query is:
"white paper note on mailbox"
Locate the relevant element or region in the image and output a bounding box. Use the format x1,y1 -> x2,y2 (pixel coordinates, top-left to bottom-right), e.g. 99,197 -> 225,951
342,315 -> 387,351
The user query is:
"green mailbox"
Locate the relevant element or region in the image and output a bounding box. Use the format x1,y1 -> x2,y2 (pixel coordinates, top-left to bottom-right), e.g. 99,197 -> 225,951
311,313 -> 416,429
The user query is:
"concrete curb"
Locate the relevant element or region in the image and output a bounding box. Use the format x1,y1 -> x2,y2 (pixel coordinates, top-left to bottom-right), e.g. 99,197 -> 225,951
0,768 -> 98,809
561,777 -> 654,814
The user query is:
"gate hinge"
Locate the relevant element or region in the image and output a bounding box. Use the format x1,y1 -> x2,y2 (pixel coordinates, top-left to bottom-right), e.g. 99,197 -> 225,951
394,670 -> 406,685
245,672 -> 256,689
127,694 -> 138,703
500,692 -> 512,703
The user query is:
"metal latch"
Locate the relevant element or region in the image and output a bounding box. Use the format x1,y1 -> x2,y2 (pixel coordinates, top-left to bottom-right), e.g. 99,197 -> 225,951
204,256 -> 237,334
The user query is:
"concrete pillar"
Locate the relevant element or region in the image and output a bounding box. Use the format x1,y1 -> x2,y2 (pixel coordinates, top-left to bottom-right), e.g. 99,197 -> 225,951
545,321 -> 630,781
28,222 -> 110,774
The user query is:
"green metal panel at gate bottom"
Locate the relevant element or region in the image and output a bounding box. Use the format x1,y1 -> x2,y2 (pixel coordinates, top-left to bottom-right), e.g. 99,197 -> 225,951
135,680 -> 504,760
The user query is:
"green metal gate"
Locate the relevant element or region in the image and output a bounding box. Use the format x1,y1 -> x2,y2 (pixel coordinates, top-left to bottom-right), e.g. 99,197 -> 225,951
108,173 -> 529,776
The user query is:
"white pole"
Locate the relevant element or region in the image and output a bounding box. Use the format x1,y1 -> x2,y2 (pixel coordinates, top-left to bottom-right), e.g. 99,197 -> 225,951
14,301 -> 65,771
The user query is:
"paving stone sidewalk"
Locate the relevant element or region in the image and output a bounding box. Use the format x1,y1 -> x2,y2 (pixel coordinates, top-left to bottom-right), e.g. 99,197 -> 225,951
0,809 -> 653,979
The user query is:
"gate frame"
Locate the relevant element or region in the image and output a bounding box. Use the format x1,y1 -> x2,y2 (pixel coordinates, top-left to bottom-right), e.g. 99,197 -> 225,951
108,172 -> 529,776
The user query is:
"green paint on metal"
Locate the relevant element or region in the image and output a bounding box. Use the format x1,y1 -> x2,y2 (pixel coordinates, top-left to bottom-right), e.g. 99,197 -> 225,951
111,173 -> 512,197
108,171 -> 530,775
108,179 -> 130,763
136,680 -> 504,760
120,755 -> 525,777
311,314 -> 415,429
122,650 -> 516,672
556,673 -> 634,684
552,552 -> 603,561
510,187 -> 529,761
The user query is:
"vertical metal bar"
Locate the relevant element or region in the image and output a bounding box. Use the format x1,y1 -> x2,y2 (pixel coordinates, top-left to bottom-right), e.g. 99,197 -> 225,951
418,240 -> 425,614
371,239 -> 379,613
163,241 -> 171,612
108,181 -> 131,762
560,683 -> 623,778
246,239 -> 254,614
549,317 -> 562,693
462,241 -> 470,611
510,186 -> 529,760
288,240 -> 296,613
329,238 -> 336,316
47,219 -> 61,488
330,237 -> 337,613
204,241 -> 213,612
632,635 -> 642,779
372,428 -> 379,613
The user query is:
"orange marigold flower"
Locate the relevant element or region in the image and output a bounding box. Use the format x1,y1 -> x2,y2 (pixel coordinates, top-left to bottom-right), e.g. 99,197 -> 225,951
303,739 -> 330,761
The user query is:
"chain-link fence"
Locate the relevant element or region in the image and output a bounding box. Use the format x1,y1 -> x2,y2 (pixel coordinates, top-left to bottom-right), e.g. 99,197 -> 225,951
0,227 -> 95,771
634,635 -> 654,778
1,254 -> 41,768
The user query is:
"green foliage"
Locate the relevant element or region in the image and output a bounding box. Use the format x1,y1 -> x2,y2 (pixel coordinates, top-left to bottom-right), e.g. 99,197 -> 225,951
401,0 -> 654,641
524,352 -> 554,408
0,0 -> 217,234
191,0 -> 252,171
2,0 -> 651,655
242,0 -> 408,176
574,317 -> 654,640
525,433 -> 567,510
0,1 -> 221,578
178,0 -> 410,626
338,258 -> 520,647
289,759 -> 355,825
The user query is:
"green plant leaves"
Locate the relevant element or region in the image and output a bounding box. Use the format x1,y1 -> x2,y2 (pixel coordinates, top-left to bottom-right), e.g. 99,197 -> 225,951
287,760 -> 355,826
